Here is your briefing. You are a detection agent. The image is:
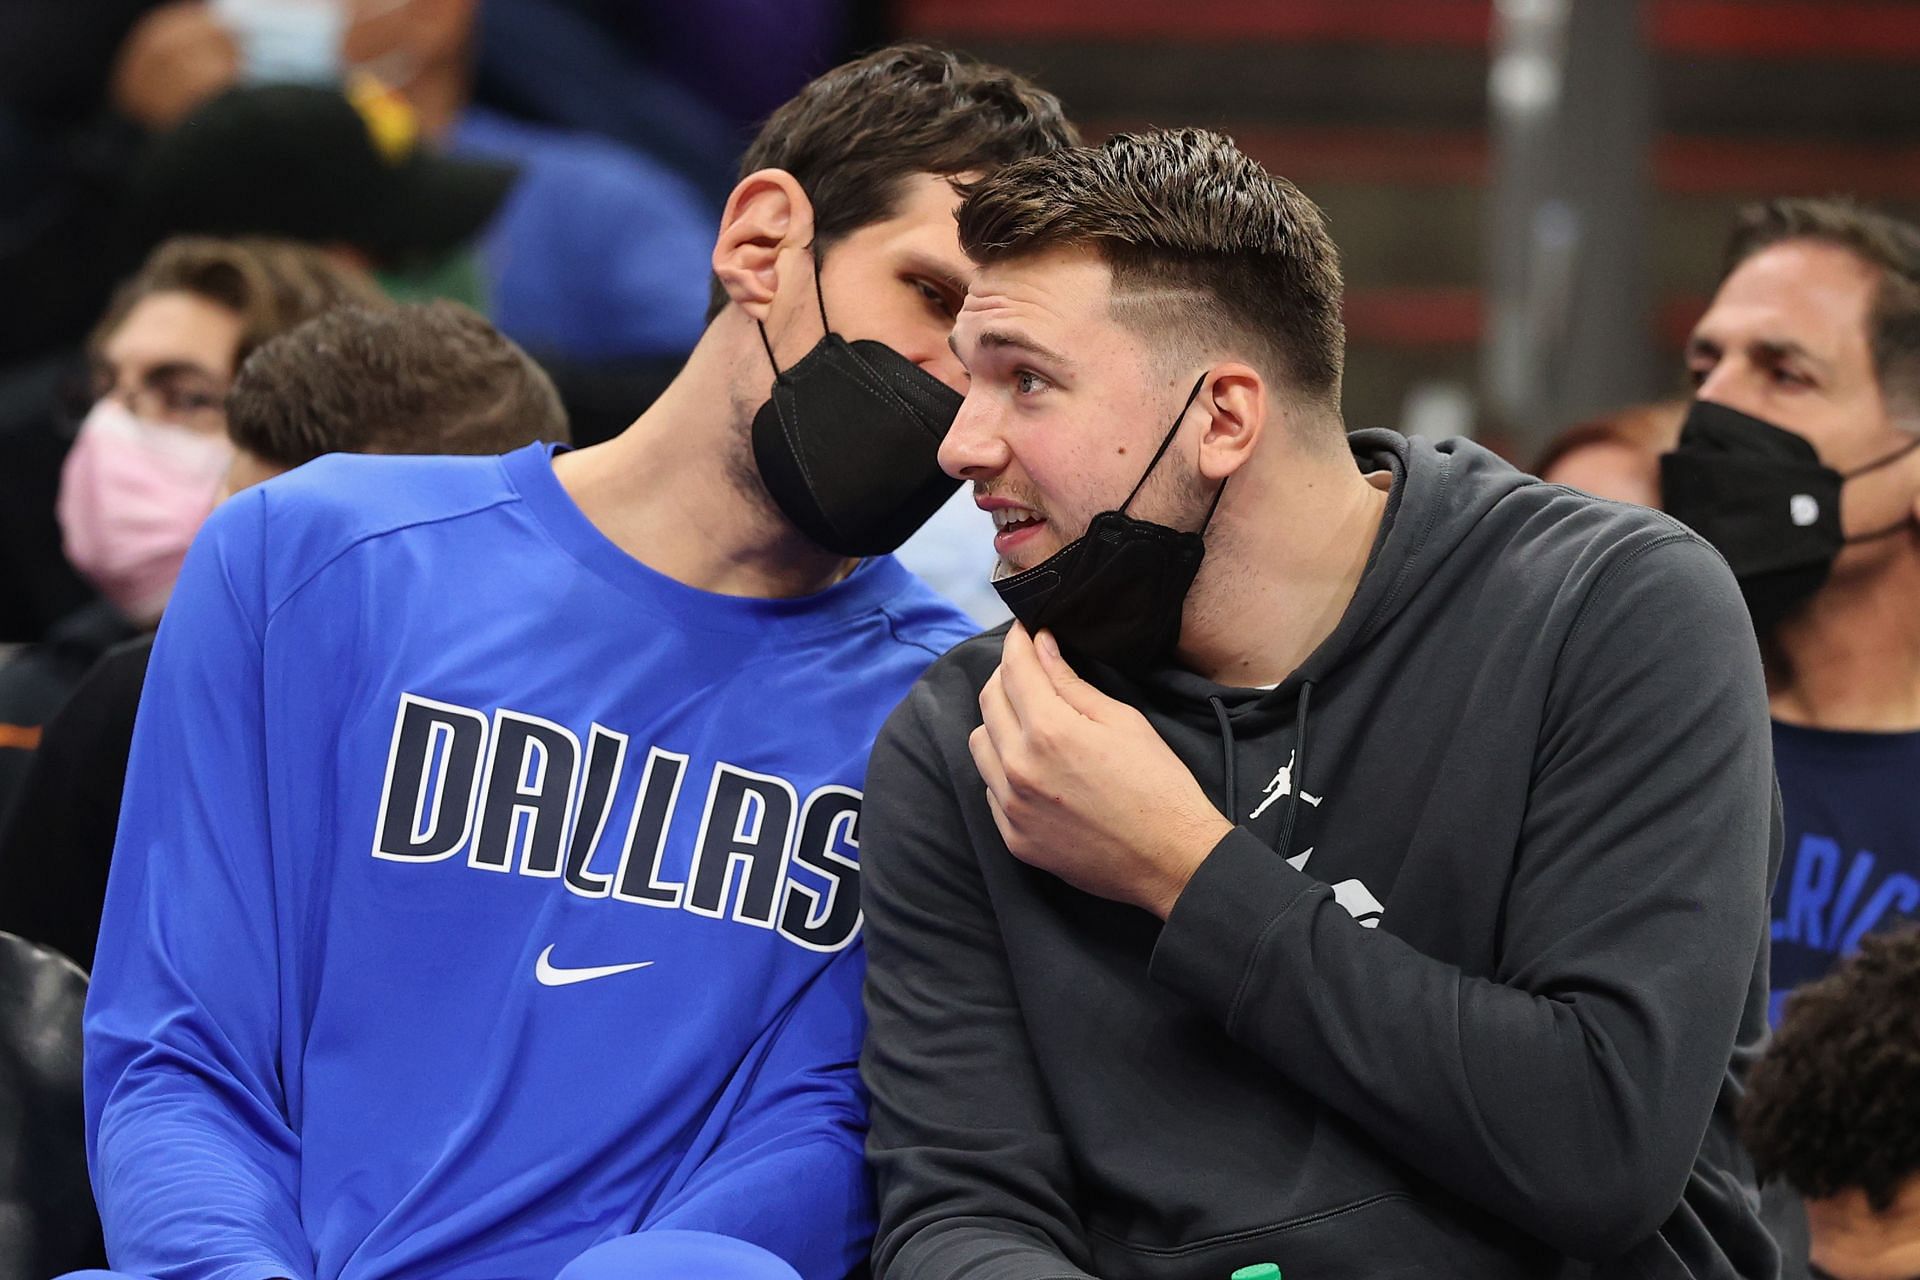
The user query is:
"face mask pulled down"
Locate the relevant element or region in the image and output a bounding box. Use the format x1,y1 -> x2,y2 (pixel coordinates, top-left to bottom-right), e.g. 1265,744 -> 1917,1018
1660,399 -> 1919,636
57,400 -> 233,624
993,374 -> 1221,675
750,264 -> 962,557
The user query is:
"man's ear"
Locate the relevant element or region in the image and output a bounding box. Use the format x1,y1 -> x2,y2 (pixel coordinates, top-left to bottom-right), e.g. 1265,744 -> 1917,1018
1197,365 -> 1266,482
712,169 -> 817,322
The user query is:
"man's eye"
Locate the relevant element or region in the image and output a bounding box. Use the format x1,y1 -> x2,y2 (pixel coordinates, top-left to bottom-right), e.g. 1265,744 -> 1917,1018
157,384 -> 225,418
1013,370 -> 1047,395
912,279 -> 955,317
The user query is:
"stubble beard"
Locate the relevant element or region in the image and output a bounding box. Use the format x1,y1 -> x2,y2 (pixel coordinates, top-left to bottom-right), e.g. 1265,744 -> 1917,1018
722,378 -> 806,548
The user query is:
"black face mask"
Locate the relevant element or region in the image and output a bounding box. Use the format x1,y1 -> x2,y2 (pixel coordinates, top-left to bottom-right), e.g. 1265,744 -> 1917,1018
1659,399 -> 1919,636
750,264 -> 962,556
993,374 -> 1220,674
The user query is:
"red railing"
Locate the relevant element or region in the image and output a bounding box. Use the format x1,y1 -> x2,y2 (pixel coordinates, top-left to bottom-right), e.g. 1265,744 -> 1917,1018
903,0 -> 1920,61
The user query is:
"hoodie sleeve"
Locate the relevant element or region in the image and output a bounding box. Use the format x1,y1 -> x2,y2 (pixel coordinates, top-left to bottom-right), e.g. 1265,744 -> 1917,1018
1150,532 -> 1776,1261
83,490 -> 311,1280
861,688 -> 1099,1280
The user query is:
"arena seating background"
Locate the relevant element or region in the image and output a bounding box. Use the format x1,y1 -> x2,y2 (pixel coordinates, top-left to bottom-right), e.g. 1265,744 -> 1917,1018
901,0 -> 1920,441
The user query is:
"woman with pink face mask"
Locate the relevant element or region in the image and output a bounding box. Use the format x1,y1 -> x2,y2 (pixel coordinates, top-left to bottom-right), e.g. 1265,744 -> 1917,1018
0,236 -> 380,823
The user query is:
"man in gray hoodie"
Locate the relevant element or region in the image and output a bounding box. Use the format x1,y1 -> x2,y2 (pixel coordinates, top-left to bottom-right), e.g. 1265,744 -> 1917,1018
860,129 -> 1781,1280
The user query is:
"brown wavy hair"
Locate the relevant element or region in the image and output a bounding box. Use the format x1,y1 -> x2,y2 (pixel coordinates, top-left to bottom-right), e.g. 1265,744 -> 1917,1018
227,301 -> 568,467
91,236 -> 384,371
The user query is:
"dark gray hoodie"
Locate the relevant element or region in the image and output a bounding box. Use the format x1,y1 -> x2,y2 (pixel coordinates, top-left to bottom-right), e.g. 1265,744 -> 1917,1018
861,430 -> 1780,1280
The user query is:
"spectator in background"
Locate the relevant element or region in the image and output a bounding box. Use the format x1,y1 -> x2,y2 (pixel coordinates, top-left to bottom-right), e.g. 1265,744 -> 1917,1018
61,239 -> 383,623
1740,926 -> 1920,1280
0,0 -> 174,370
471,0 -> 748,208
0,0 -> 726,644
496,0 -> 856,144
0,236 -> 379,827
118,0 -> 717,365
1533,399 -> 1684,504
1660,199 -> 1920,1025
220,299 -> 569,487
0,300 -> 567,973
0,5 -> 406,644
129,81 -> 519,314
79,45 -> 1071,1280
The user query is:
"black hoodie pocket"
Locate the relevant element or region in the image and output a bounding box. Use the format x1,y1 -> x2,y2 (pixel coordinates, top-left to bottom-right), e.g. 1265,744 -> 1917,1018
1087,1190 -> 1561,1280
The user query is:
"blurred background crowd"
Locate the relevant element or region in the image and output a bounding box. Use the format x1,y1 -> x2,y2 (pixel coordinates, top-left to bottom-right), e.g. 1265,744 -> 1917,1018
3,2 -> 1920,1278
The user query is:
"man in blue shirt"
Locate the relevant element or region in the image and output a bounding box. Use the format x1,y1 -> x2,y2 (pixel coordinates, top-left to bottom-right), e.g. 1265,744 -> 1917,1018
1663,199 -> 1920,1025
1661,198 -> 1920,1280
77,46 -> 1074,1280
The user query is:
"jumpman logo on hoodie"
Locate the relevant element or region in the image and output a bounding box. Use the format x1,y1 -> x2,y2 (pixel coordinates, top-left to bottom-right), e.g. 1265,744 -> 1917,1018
1250,750 -> 1322,821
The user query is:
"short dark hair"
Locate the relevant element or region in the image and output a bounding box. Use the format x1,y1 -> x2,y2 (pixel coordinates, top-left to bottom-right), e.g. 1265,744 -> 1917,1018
1739,926 -> 1920,1210
957,128 -> 1346,420
93,236 -> 385,370
1724,197 -> 1920,418
226,301 -> 569,468
708,42 -> 1076,315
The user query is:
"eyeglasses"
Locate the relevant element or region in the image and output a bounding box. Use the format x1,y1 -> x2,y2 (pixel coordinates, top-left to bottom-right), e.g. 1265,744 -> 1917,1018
89,363 -> 229,433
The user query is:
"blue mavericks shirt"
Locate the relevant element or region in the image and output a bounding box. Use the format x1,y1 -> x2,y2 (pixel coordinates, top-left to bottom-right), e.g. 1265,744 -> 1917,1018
85,444 -> 975,1280
1769,720 -> 1920,1024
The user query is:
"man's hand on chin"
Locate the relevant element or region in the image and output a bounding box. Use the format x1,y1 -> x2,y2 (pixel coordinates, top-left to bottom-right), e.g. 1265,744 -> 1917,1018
970,624 -> 1232,919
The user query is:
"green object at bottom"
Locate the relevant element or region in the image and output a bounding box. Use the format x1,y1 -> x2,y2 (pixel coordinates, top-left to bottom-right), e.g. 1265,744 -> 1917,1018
1231,1266 -> 1282,1280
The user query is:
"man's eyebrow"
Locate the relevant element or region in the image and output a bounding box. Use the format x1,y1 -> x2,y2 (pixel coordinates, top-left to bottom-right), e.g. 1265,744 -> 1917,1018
142,360 -> 224,384
1685,332 -> 1834,375
1751,338 -> 1831,373
973,328 -> 1074,368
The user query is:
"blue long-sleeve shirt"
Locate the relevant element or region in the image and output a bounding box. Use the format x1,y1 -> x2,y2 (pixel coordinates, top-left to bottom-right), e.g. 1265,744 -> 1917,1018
84,444 -> 975,1280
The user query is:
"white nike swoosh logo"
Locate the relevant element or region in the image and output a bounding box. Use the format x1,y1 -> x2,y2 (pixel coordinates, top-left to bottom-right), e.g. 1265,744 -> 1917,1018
534,944 -> 655,987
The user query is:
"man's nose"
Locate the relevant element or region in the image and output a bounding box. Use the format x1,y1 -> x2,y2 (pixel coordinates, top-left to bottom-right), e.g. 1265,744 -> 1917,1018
1694,362 -> 1759,419
937,394 -> 1009,481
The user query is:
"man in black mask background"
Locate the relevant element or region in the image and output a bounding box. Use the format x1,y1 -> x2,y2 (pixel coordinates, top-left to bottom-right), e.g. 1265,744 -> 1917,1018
861,129 -> 1777,1280
1659,200 -> 1920,1280
1662,199 -> 1920,1026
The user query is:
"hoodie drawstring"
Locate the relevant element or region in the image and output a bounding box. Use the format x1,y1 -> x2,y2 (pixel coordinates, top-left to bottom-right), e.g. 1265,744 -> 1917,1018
1210,696 -> 1237,819
1209,680 -> 1316,865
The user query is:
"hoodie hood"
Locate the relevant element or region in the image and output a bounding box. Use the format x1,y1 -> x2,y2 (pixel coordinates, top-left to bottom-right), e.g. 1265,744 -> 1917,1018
1137,428 -> 1533,735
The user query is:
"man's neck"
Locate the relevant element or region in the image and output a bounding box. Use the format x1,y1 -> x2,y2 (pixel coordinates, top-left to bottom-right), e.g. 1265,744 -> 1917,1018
552,341 -> 857,600
1175,443 -> 1391,688
1769,548 -> 1920,731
